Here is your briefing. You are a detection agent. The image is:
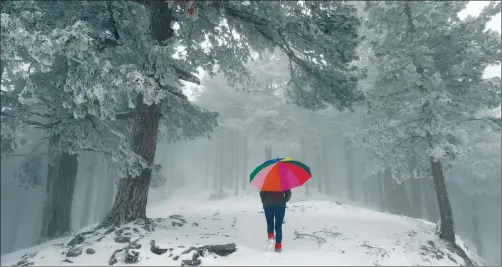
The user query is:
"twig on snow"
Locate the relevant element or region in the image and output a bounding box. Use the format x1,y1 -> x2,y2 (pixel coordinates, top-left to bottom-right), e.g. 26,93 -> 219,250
360,241 -> 389,258
293,230 -> 327,244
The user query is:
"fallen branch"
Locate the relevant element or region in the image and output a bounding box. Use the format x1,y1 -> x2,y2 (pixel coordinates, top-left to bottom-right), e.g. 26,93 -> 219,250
293,230 -> 327,244
360,241 -> 389,258
312,228 -> 341,238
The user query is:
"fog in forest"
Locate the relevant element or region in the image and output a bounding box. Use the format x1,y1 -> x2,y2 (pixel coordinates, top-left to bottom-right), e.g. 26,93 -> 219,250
2,114 -> 501,264
1,1 -> 501,266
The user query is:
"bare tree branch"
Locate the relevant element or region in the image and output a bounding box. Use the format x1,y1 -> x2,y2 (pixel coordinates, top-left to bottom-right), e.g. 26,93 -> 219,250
1,111 -> 70,129
171,65 -> 201,85
82,148 -> 113,157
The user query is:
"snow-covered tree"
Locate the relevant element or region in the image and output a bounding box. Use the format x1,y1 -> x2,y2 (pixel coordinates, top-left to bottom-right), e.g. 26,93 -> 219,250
2,0 -> 362,228
354,1 -> 501,247
1,1 -> 219,229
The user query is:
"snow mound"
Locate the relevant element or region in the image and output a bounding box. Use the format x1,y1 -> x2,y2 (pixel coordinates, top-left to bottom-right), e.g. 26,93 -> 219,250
1,193 -> 482,266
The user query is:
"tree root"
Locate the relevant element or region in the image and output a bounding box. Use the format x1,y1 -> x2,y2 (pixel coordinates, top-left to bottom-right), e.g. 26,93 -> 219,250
450,243 -> 475,266
95,217 -> 154,232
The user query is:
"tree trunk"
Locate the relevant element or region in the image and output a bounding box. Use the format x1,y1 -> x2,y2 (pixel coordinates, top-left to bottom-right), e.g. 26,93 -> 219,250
392,182 -> 412,216
100,169 -> 116,222
100,2 -> 173,227
204,144 -> 210,189
164,143 -> 175,195
382,169 -> 393,212
80,154 -> 99,228
213,152 -> 218,190
429,157 -> 455,243
234,132 -> 239,196
315,153 -> 322,192
423,178 -> 440,222
321,138 -> 330,195
301,138 -> 309,196
470,197 -> 483,256
213,142 -> 220,191
228,131 -> 234,189
409,178 -> 422,218
382,168 -> 411,216
40,134 -> 79,240
363,179 -> 368,205
378,172 -> 386,212
345,138 -> 355,201
100,97 -> 161,227
218,139 -> 224,197
242,135 -> 248,190
403,2 -> 456,244
265,144 -> 272,160
408,155 -> 422,218
94,173 -> 116,224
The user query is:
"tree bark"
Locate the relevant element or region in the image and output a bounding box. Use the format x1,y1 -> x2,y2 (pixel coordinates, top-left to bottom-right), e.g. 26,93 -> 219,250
344,138 -> 356,201
40,134 -> 79,240
99,2 -> 173,228
429,157 -> 455,243
100,97 -> 161,227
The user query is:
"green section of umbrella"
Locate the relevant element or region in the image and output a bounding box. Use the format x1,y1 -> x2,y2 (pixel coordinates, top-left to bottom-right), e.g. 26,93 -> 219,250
249,158 -> 312,183
249,160 -> 276,182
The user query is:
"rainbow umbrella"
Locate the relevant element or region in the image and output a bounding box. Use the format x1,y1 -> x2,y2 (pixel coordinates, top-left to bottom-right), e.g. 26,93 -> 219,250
249,157 -> 312,192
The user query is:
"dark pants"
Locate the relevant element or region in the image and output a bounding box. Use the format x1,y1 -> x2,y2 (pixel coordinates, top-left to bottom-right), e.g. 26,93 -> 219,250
264,206 -> 286,243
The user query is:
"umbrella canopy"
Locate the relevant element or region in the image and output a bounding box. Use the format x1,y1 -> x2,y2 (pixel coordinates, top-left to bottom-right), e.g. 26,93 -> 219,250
249,157 -> 312,192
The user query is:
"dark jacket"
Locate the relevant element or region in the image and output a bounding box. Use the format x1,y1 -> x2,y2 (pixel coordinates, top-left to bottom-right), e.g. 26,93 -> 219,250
260,190 -> 292,207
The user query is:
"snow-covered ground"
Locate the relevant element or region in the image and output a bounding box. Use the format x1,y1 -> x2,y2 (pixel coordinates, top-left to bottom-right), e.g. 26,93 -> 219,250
1,189 -> 481,266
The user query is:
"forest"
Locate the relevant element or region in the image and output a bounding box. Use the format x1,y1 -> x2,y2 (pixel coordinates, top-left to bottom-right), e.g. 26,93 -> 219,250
1,0 -> 500,266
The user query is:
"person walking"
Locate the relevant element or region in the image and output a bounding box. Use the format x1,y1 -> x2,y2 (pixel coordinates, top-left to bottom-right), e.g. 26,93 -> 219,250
259,189 -> 291,252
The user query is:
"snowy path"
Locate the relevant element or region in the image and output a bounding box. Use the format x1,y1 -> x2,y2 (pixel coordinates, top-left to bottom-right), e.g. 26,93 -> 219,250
1,191 -> 481,266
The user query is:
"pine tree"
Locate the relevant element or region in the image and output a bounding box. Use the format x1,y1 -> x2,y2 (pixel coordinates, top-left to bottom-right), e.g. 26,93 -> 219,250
357,1 -> 500,247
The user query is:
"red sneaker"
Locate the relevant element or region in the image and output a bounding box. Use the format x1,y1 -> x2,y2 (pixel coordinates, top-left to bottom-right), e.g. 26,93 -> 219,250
274,242 -> 282,252
267,233 -> 274,240
266,233 -> 275,250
